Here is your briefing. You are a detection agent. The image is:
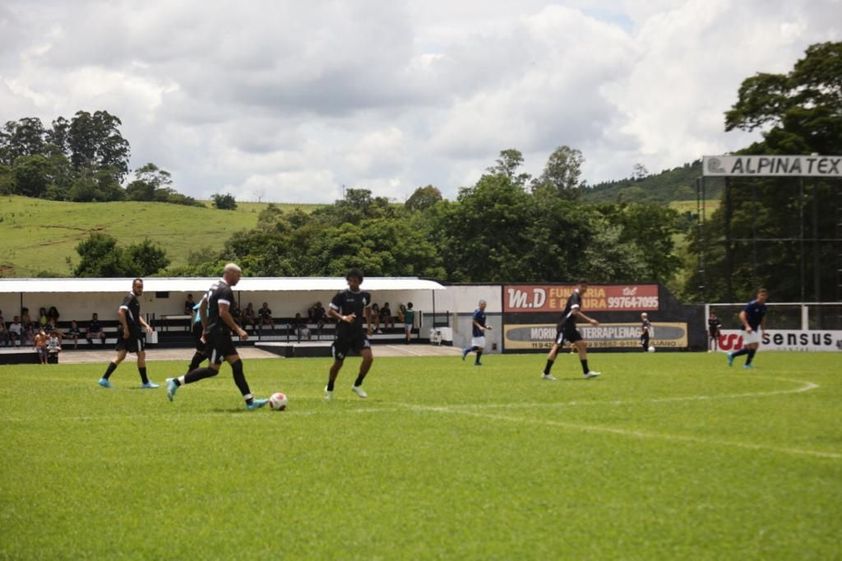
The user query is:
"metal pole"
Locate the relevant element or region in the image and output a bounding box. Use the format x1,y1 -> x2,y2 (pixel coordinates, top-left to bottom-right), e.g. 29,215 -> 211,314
800,178 -> 806,303
724,177 -> 734,301
812,180 -> 821,303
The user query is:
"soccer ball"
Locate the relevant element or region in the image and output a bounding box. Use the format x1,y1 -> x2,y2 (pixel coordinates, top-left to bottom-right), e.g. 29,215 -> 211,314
647,346 -> 656,353
269,392 -> 288,411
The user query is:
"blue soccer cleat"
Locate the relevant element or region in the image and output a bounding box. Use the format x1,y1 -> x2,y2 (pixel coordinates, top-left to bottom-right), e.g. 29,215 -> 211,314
97,378 -> 112,389
246,398 -> 269,410
462,348 -> 469,361
141,381 -> 160,389
743,364 -> 754,369
727,352 -> 734,367
166,378 -> 178,401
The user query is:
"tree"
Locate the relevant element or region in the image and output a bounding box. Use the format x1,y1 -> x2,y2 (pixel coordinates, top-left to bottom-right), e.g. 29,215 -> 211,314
405,185 -> 443,212
487,149 -> 531,188
533,145 -> 584,198
123,239 -> 171,276
74,233 -> 169,277
12,155 -> 51,198
67,110 -> 131,182
632,163 -> 649,181
212,193 -> 237,210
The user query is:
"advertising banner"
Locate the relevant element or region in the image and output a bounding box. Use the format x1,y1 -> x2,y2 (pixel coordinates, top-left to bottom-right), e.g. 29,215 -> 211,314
503,285 -> 659,313
702,155 -> 842,177
718,330 -> 842,352
504,322 -> 688,350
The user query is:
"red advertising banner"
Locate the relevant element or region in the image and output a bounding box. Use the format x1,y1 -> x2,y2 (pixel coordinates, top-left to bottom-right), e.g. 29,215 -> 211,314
503,284 -> 659,313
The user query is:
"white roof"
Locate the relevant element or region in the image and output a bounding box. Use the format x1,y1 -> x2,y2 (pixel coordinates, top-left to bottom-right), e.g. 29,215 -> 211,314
0,277 -> 446,294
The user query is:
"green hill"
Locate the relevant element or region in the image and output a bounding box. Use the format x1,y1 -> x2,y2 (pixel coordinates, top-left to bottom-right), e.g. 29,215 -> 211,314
0,196 -> 316,277
582,160 -> 721,204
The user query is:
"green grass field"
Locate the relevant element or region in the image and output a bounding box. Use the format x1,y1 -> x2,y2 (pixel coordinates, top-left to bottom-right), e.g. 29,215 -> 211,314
1,352 -> 840,560
0,196 -> 319,276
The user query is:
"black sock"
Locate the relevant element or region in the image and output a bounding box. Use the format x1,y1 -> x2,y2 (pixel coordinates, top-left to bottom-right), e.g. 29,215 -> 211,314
543,359 -> 554,375
354,374 -> 365,387
732,348 -> 749,358
138,366 -> 149,385
746,350 -> 756,365
475,351 -> 483,365
184,367 -> 218,384
581,360 -> 589,374
103,362 -> 118,380
231,359 -> 252,398
187,352 -> 205,373
327,378 -> 336,391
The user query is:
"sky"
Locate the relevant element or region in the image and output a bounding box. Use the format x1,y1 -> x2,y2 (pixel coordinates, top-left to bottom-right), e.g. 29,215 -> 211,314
1,0 -> 839,203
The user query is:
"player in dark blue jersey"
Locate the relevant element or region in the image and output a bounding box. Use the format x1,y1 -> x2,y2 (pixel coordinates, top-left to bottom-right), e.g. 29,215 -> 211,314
97,278 -> 159,389
728,288 -> 768,369
325,268 -> 373,400
462,299 -> 492,366
166,263 -> 268,410
542,281 -> 601,380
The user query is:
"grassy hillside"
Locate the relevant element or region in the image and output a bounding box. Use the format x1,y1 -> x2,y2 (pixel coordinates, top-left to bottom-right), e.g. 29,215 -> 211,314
583,160 -> 723,204
0,196 -> 316,277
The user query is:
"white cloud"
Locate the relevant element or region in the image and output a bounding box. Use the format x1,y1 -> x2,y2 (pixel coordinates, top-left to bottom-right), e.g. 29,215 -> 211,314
0,0 -> 839,202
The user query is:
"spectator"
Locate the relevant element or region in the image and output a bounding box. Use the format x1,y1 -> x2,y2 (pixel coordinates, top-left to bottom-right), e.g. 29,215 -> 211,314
184,294 -> 196,316
34,329 -> 48,365
65,320 -> 82,350
8,316 -> 22,346
708,311 -> 722,352
258,302 -> 273,333
308,302 -> 326,336
37,307 -> 49,329
380,302 -> 393,329
0,318 -> 9,347
20,308 -> 34,345
46,317 -> 63,338
48,306 -> 60,323
403,302 -> 416,344
397,303 -> 406,324
86,313 -> 107,345
370,303 -> 382,334
292,312 -> 310,342
0,308 -> 4,327
242,302 -> 258,334
47,331 -> 62,362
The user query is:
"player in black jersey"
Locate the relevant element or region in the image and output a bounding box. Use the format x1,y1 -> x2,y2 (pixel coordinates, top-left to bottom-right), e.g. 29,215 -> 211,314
97,278 -> 159,389
165,263 -> 268,410
541,281 -> 601,381
324,268 -> 373,400
640,312 -> 651,351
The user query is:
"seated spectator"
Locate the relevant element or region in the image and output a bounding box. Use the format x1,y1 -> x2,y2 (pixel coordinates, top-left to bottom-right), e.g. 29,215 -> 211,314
370,303 -> 382,334
38,307 -> 49,330
48,306 -> 60,323
184,294 -> 196,316
292,312 -> 310,342
258,302 -> 273,332
0,318 -> 9,347
308,301 -> 326,336
8,316 -> 22,346
86,313 -> 107,345
64,320 -> 82,350
242,302 -> 258,333
381,302 -> 394,329
397,303 -> 406,324
46,331 -> 62,362
46,317 -> 63,338
0,308 -> 4,327
34,329 -> 48,365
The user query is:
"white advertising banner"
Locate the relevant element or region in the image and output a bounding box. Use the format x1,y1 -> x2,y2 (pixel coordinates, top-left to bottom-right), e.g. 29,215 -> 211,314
703,155 -> 842,177
718,329 -> 842,352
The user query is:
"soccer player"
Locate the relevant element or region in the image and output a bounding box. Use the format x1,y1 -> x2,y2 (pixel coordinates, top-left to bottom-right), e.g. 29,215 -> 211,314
462,299 -> 492,366
166,264 -> 268,410
324,268 -> 373,400
541,281 -> 601,381
708,311 -> 722,352
97,278 -> 159,389
640,312 -> 651,352
727,288 -> 768,369
182,299 -> 208,374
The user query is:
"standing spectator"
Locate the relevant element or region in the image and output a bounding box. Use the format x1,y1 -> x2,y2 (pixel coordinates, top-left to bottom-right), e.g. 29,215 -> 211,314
34,329 -> 48,365
38,307 -> 49,330
370,303 -> 382,334
0,317 -> 9,347
708,311 -> 722,352
541,281 -> 601,381
242,302 -> 258,334
20,308 -> 34,346
166,263 -> 269,410
380,302 -> 393,329
640,312 -> 651,352
258,302 -> 273,334
8,316 -> 22,346
324,268 -> 374,401
184,294 -> 196,315
65,320 -> 82,350
403,302 -> 416,344
309,302 -> 326,337
47,306 -> 60,323
727,288 -> 768,369
292,313 -> 310,342
47,331 -> 62,362
97,278 -> 159,389
86,313 -> 107,345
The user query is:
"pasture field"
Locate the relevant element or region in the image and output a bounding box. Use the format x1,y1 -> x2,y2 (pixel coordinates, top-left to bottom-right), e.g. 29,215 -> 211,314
0,196 -> 318,276
1,352 -> 840,560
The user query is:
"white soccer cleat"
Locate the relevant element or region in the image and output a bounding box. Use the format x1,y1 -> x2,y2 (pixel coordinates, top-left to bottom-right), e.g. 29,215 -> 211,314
541,373 -> 557,381
584,371 -> 601,379
324,386 -> 333,401
351,385 -> 368,399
